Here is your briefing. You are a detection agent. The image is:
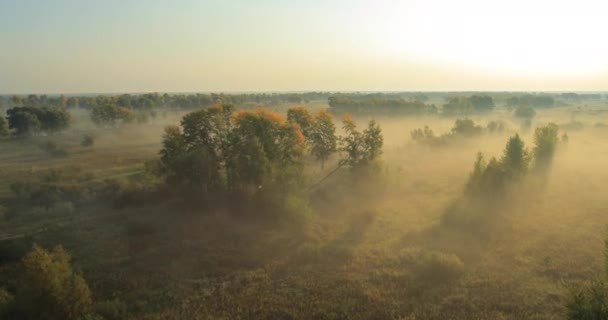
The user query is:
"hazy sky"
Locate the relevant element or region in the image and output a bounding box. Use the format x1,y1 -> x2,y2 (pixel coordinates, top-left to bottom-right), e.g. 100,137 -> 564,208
1,0 -> 607,94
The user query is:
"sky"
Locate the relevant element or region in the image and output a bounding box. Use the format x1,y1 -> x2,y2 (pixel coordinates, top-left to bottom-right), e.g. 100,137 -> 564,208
1,0 -> 607,94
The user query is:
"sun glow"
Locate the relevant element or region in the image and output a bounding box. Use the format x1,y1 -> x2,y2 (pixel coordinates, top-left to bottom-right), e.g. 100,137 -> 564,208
368,0 -> 608,76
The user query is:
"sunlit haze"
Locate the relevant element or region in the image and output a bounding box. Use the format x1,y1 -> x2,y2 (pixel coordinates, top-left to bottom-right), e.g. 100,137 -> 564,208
1,0 -> 607,93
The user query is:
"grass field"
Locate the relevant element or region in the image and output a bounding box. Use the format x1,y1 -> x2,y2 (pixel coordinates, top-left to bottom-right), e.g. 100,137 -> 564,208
2,102 -> 608,319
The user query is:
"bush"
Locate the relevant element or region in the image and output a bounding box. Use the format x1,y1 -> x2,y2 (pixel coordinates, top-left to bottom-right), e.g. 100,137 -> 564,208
15,245 -> 92,320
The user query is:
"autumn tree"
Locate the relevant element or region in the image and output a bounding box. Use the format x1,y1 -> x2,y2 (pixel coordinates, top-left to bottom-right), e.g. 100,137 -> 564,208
287,106 -> 314,141
159,106 -> 305,206
309,110 -> 337,168
15,245 -> 92,320
226,109 -> 304,194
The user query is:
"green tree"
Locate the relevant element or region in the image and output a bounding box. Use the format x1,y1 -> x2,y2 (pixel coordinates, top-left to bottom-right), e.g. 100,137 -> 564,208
339,115 -> 383,171
15,245 -> 92,320
6,108 -> 41,136
91,104 -> 135,127
501,134 -> 529,177
451,119 -> 482,137
309,110 -> 337,168
533,123 -> 559,172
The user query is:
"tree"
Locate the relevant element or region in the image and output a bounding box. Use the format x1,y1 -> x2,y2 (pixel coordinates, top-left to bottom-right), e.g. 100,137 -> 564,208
533,123 -> 559,172
6,108 -> 41,136
287,106 -> 314,141
514,105 -> 536,129
309,110 -> 337,168
10,95 -> 24,107
501,134 -> 529,177
15,245 -> 92,320
226,108 -> 304,192
159,106 -> 305,204
91,104 -> 135,127
58,94 -> 68,108
38,107 -> 71,132
451,119 -> 482,137
339,115 -> 383,171
66,96 -> 79,108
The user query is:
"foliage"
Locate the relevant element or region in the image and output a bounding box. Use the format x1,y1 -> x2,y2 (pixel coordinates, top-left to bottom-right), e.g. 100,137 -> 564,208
328,95 -> 437,116
15,245 -> 92,320
507,94 -> 555,108
287,106 -> 314,141
90,104 -> 135,127
6,107 -> 71,136
501,134 -> 530,178
451,119 -> 483,136
486,120 -> 506,133
309,110 -> 337,168
514,105 -> 537,121
466,134 -> 529,196
442,95 -> 494,116
159,105 -> 306,207
533,123 -> 559,172
412,119 -> 483,146
339,115 -> 383,171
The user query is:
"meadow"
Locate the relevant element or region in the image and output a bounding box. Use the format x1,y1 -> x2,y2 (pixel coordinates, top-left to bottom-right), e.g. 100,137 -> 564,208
1,94 -> 608,319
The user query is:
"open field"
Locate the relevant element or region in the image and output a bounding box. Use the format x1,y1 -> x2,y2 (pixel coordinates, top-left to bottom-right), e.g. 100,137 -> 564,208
2,98 -> 608,319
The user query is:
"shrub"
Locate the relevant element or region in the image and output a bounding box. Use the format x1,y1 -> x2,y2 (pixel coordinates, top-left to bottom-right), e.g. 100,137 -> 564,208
15,245 -> 92,320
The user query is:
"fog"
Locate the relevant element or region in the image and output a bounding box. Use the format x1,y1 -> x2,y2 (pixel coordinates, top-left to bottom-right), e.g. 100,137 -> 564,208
2,96 -> 608,319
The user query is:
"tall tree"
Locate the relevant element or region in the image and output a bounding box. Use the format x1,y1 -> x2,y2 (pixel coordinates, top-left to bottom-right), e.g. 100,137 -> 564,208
533,123 -> 559,172
501,134 -> 529,177
309,110 -> 337,168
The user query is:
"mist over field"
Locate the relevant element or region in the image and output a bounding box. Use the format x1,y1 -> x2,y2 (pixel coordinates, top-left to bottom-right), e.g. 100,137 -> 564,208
1,92 -> 608,320
2,0 -> 608,319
